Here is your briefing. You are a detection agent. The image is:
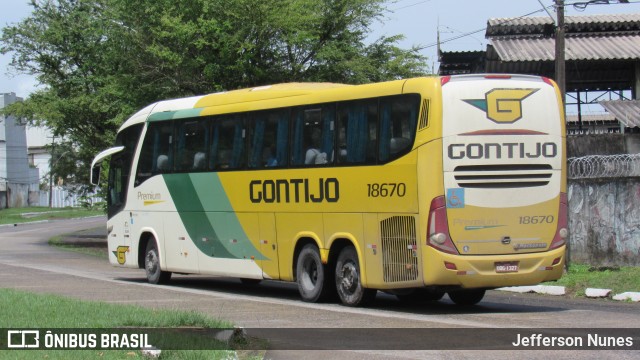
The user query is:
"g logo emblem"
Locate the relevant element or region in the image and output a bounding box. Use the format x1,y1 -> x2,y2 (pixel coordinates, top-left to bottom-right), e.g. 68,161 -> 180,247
113,246 -> 129,265
464,88 -> 538,124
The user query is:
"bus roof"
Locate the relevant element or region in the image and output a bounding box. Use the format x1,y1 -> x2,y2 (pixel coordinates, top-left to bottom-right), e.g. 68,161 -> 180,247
118,82 -> 354,132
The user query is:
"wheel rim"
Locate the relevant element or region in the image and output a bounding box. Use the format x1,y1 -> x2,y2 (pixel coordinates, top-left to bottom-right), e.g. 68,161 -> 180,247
301,256 -> 318,290
339,261 -> 358,295
146,250 -> 159,275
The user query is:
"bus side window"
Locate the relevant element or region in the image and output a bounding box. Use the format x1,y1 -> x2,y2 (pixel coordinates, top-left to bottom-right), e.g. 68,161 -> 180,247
273,114 -> 289,167
175,120 -> 208,172
337,100 -> 377,164
379,95 -> 420,163
248,115 -> 267,169
248,110 -> 289,168
211,117 -> 245,170
135,121 -> 174,186
291,105 -> 334,166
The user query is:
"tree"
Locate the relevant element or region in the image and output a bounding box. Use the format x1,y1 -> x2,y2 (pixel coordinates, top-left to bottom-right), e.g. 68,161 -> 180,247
1,0 -> 428,193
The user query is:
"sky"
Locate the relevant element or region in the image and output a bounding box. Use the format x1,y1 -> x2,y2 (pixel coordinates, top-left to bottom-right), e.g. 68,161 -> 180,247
1,0 -> 640,98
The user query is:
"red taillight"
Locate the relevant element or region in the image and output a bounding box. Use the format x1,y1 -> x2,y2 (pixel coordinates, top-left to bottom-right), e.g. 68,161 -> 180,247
549,192 -> 568,250
427,196 -> 459,255
440,76 -> 451,86
542,77 -> 556,87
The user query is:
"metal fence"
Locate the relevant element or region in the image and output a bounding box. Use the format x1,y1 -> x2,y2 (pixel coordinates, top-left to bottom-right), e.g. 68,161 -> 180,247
567,153 -> 640,179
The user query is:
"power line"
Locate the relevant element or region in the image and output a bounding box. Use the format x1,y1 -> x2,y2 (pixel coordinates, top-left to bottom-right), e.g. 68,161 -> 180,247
388,0 -> 433,12
419,0 -> 639,51
418,6 -> 554,51
570,0 -> 640,11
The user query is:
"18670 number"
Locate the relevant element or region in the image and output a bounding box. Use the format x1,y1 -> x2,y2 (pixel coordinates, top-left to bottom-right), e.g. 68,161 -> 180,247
519,215 -> 554,224
367,183 -> 406,197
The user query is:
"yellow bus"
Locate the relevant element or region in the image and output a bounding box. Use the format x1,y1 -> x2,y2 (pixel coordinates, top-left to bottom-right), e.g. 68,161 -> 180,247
91,74 -> 567,307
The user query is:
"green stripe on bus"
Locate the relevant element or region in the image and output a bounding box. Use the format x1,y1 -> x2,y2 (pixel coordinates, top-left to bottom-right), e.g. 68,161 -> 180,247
163,173 -> 266,260
148,108 -> 204,122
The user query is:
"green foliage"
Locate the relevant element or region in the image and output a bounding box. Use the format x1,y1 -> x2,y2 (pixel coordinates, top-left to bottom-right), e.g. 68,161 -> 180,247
1,0 -> 427,191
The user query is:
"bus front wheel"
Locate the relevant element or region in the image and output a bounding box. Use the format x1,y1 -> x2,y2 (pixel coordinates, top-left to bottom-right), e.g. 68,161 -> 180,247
335,246 -> 376,307
145,240 -> 172,284
448,289 -> 485,306
296,244 -> 332,302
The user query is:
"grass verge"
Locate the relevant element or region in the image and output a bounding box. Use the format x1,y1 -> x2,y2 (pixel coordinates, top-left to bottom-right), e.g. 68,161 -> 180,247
0,289 -> 263,359
48,228 -> 108,259
546,263 -> 640,298
0,207 -> 104,225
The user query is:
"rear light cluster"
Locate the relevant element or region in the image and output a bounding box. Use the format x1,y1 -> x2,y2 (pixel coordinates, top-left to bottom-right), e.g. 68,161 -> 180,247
426,196 -> 459,255
427,193 -> 567,255
549,192 -> 569,250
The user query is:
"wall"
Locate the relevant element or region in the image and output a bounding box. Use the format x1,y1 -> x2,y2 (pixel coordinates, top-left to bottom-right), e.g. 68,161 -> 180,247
567,133 -> 640,157
568,179 -> 640,266
0,183 -> 41,209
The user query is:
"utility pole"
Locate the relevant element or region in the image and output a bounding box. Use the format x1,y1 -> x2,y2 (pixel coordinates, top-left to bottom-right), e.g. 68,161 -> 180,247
555,0 -> 570,270
555,0 -> 566,110
48,136 -> 55,208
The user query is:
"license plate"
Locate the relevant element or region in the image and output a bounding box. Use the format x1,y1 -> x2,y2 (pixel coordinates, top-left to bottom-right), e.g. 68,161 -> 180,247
495,262 -> 519,273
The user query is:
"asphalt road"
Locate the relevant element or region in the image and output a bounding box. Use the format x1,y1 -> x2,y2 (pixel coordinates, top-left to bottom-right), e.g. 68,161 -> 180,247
0,217 -> 638,359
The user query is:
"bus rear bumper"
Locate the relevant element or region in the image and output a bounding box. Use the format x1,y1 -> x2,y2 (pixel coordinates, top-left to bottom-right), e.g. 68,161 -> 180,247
422,246 -> 566,289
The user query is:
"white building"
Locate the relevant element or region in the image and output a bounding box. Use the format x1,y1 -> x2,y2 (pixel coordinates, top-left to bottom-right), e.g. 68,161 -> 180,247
26,123 -> 52,184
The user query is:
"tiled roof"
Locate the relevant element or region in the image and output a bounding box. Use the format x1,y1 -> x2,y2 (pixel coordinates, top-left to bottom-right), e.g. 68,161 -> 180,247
491,35 -> 640,61
599,100 -> 640,128
487,14 -> 640,36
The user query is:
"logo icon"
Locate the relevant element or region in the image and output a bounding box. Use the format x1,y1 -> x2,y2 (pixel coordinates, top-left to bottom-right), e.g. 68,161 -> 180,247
7,330 -> 40,348
113,246 -> 130,265
464,88 -> 538,123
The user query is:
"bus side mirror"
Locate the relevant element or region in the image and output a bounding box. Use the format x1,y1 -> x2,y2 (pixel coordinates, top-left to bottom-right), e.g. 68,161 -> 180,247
91,163 -> 101,185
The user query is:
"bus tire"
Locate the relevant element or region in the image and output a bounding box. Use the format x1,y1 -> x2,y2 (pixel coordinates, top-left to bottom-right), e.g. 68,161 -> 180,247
296,244 -> 331,302
335,246 -> 376,307
448,289 -> 485,306
145,240 -> 172,284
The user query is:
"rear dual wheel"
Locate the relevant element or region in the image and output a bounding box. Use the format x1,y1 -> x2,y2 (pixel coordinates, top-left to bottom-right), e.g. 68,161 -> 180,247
296,244 -> 375,306
296,244 -> 335,302
447,289 -> 486,306
335,246 -> 376,307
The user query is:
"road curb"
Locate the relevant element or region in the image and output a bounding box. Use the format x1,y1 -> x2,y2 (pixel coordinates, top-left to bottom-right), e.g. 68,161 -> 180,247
612,292 -> 640,302
0,215 -> 106,228
497,286 -> 640,302
497,285 -> 565,296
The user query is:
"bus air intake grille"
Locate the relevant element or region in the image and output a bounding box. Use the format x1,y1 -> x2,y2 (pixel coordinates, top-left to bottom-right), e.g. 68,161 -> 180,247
418,99 -> 430,130
380,216 -> 419,283
453,164 -> 553,188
